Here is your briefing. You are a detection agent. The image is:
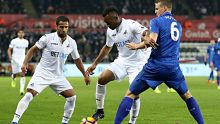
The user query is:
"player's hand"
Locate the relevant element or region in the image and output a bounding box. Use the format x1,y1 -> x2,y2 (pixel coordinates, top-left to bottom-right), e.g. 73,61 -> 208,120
142,36 -> 158,49
21,64 -> 28,75
83,73 -> 91,85
86,64 -> 96,75
126,42 -> 138,50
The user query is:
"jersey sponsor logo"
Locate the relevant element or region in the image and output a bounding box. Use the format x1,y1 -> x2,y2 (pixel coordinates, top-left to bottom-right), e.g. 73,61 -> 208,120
51,51 -> 68,59
51,43 -> 58,45
115,40 -> 131,47
15,46 -> 26,49
112,34 -> 116,37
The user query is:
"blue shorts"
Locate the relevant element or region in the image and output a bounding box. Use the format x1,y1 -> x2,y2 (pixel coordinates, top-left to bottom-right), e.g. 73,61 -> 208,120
130,62 -> 188,95
213,56 -> 220,71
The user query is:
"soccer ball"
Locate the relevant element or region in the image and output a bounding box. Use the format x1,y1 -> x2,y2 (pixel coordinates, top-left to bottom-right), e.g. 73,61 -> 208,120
80,117 -> 97,124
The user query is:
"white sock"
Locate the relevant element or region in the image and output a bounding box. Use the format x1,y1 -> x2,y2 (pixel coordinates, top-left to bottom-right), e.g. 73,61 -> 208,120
20,77 -> 25,93
62,95 -> 76,123
129,98 -> 140,124
12,92 -> 33,123
96,83 -> 106,109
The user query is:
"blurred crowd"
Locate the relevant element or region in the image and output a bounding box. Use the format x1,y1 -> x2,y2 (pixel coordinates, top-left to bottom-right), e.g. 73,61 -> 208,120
0,28 -> 118,63
0,0 -> 219,17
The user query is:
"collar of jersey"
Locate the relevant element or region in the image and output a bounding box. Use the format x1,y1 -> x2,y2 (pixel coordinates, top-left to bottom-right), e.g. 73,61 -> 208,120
160,12 -> 172,17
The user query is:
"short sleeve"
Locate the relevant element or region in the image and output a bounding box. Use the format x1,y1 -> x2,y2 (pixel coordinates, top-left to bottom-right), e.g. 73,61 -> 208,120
130,20 -> 147,34
9,39 -> 15,48
70,40 -> 80,60
35,35 -> 47,49
106,30 -> 114,47
26,40 -> 29,48
149,19 -> 159,34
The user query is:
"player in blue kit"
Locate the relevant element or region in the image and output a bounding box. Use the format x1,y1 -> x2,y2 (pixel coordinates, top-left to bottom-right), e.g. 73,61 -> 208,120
114,0 -> 204,124
204,39 -> 216,84
214,37 -> 220,89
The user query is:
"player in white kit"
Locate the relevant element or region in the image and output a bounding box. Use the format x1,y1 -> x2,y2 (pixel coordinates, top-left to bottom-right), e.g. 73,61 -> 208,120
7,29 -> 29,95
11,16 -> 91,124
86,7 -> 151,124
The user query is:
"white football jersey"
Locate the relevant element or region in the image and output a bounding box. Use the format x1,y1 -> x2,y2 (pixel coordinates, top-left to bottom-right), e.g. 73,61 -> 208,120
9,37 -> 29,64
106,18 -> 149,61
34,32 -> 80,77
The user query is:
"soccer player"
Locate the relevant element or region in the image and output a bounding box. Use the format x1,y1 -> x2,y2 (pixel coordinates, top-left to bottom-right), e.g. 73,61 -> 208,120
214,37 -> 220,89
204,39 -> 216,84
86,7 -> 153,124
114,0 -> 204,124
11,16 -> 91,124
7,29 -> 29,95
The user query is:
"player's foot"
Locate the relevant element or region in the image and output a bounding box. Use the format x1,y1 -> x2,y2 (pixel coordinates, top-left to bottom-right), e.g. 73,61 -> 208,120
207,80 -> 211,84
11,80 -> 16,88
62,123 -> 68,124
154,88 -> 161,94
11,122 -> 18,124
92,109 -> 104,121
167,88 -> 176,93
212,80 -> 216,84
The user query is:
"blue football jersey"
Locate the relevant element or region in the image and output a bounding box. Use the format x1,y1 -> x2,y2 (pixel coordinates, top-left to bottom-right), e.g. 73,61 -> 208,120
207,45 -> 215,63
149,12 -> 182,65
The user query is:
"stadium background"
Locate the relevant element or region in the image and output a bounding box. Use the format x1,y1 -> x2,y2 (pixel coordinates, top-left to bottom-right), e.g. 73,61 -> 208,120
0,0 -> 220,124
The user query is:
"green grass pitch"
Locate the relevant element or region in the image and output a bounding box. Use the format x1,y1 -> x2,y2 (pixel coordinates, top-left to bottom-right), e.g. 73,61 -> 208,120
0,76 -> 219,124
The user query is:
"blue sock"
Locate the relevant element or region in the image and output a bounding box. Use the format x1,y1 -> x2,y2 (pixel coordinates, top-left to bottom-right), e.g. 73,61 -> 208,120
208,71 -> 213,80
114,97 -> 134,124
217,76 -> 220,86
186,97 -> 204,124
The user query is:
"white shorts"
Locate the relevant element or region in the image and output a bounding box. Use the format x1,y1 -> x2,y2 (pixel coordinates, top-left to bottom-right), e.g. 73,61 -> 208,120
11,60 -> 22,74
107,58 -> 146,84
27,75 -> 73,94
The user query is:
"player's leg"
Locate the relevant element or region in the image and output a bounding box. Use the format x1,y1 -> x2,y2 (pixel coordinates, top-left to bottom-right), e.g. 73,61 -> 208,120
19,72 -> 26,95
208,63 -> 215,84
127,65 -> 143,124
11,89 -> 38,123
11,63 -> 19,88
92,69 -> 115,120
11,76 -> 48,124
60,89 -> 76,124
217,71 -> 220,89
114,78 -> 150,124
175,82 -> 204,124
51,77 -> 77,124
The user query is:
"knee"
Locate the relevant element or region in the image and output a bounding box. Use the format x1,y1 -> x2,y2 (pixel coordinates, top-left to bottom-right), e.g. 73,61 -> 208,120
66,95 -> 76,103
98,76 -> 108,85
181,91 -> 192,101
125,90 -> 137,99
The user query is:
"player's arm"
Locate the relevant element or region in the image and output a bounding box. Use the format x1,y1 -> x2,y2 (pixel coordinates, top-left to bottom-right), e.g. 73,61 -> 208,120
74,58 -> 91,85
7,47 -> 13,61
86,45 -> 112,73
21,45 -> 39,73
126,30 -> 158,49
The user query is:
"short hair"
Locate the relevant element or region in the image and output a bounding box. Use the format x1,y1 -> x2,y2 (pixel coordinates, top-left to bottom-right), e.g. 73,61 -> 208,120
56,16 -> 69,26
155,0 -> 172,9
102,6 -> 119,17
